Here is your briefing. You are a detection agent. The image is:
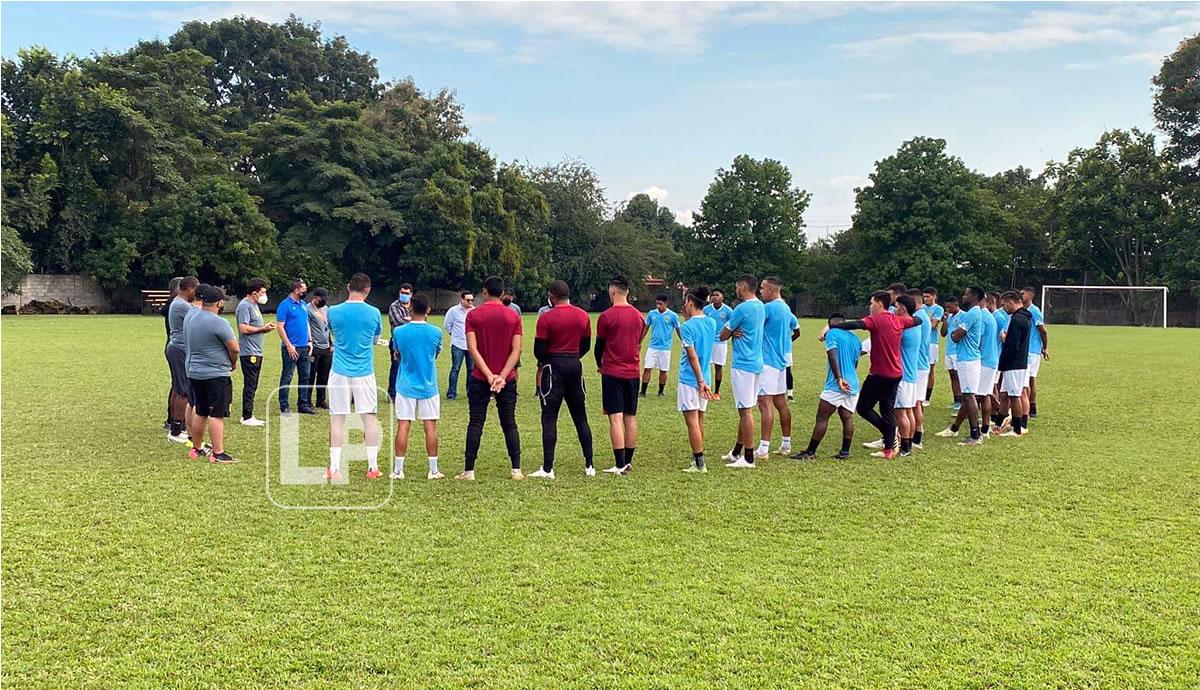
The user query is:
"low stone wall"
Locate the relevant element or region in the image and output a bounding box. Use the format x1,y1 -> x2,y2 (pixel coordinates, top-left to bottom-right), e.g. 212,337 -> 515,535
2,274 -> 110,312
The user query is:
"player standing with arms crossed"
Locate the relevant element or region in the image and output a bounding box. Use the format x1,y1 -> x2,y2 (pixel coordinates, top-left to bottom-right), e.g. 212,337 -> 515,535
703,289 -> 733,401
921,288 -> 943,405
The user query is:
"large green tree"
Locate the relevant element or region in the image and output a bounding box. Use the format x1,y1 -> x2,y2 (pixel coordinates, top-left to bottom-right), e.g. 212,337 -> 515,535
1153,32 -> 1200,170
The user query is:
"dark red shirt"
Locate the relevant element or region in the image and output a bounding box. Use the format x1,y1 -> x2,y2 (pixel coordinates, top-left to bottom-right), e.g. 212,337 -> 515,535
862,311 -> 913,378
466,301 -> 522,382
596,304 -> 643,379
536,304 -> 591,355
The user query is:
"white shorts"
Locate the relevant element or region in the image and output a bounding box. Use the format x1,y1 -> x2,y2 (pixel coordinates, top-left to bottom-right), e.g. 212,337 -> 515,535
731,369 -> 760,409
957,359 -> 983,395
895,380 -> 919,409
328,373 -> 378,415
645,348 -> 672,371
929,342 -> 940,365
820,388 -> 859,411
860,338 -> 872,354
394,394 -> 440,421
979,366 -> 998,392
785,351 -> 794,366
915,368 -> 930,398
677,383 -> 709,413
1028,353 -> 1042,377
711,342 -> 728,366
757,365 -> 787,397
1001,370 -> 1027,397
945,353 -> 957,371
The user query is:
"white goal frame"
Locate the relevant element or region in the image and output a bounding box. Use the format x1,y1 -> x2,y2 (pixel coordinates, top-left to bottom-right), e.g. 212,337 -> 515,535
1041,285 -> 1168,329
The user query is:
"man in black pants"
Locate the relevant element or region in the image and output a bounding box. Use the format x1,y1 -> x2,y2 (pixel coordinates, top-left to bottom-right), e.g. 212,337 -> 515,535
236,278 -> 274,426
530,280 -> 593,479
306,287 -> 333,409
458,276 -> 524,481
822,290 -> 918,460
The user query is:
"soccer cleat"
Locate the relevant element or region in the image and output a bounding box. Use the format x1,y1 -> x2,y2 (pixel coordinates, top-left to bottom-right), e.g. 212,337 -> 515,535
958,438 -> 983,446
366,469 -> 383,480
790,451 -> 817,461
298,406 -> 318,415
833,450 -> 852,460
754,448 -> 770,460
720,451 -> 738,464
427,471 -> 445,480
870,449 -> 897,460
618,465 -> 633,476
787,392 -> 794,401
188,447 -> 209,460
998,430 -> 1022,438
528,468 -> 556,479
209,452 -> 238,464
602,465 -> 624,474
584,466 -> 596,477
638,392 -> 646,398
324,468 -> 343,481
389,471 -> 405,480
935,427 -> 958,438
863,438 -> 886,449
912,442 -> 924,450
683,465 -> 708,473
167,432 -> 190,444
711,393 -> 721,402
726,458 -> 757,469
239,417 -> 265,427
454,470 -> 475,481
776,443 -> 792,456
898,450 -> 912,458
657,392 -> 665,398
511,469 -> 526,480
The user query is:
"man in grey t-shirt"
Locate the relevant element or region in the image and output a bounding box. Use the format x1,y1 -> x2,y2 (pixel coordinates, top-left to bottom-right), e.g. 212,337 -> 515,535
307,288 -> 333,409
184,285 -> 239,464
236,278 -> 274,426
165,276 -> 199,443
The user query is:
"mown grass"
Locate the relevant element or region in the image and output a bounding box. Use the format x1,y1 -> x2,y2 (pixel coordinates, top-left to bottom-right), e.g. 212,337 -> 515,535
2,314 -> 1198,688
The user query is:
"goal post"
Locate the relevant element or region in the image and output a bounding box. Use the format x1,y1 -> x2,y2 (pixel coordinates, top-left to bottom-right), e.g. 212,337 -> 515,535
1041,285 -> 1168,328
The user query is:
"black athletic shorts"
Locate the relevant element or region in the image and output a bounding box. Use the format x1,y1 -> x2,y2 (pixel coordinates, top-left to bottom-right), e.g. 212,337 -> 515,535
601,375 -> 639,416
189,376 -> 233,418
166,345 -> 189,396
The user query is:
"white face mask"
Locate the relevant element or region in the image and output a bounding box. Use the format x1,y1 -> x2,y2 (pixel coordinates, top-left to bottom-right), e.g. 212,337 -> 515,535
257,293 -> 268,305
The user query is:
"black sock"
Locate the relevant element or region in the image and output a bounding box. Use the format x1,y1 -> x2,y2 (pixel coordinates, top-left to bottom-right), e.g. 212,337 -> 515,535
640,381 -> 648,395
1030,403 -> 1038,415
658,383 -> 665,395
840,438 -> 852,454
732,442 -> 743,456
744,448 -> 754,464
913,430 -> 923,444
714,378 -> 722,393
951,422 -> 961,432
693,452 -> 705,468
805,438 -> 819,454
170,420 -> 182,435
613,448 -> 626,468
1022,414 -> 1029,428
925,388 -> 933,402
970,426 -> 980,440
625,447 -> 635,466
1012,417 -> 1022,433
901,438 -> 912,452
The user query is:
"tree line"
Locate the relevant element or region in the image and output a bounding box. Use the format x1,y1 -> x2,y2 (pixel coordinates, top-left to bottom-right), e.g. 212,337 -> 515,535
2,17 -> 1196,308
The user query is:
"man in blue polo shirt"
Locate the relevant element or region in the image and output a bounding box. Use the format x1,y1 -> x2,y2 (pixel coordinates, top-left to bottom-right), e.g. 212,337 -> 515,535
275,278 -> 314,414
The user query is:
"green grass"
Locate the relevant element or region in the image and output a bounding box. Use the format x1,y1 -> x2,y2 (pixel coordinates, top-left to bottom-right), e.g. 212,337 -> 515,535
3,314 -> 1199,688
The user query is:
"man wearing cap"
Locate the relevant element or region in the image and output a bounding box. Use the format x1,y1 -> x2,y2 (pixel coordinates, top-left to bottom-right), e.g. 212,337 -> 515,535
386,283 -> 414,402
307,287 -> 333,410
183,285 -> 240,464
276,278 -> 315,414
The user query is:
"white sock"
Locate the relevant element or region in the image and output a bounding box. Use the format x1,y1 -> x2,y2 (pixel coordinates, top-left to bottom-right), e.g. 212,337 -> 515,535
757,440 -> 770,452
428,456 -> 439,474
393,456 -> 405,474
366,446 -> 380,472
781,436 -> 791,445
329,446 -> 342,473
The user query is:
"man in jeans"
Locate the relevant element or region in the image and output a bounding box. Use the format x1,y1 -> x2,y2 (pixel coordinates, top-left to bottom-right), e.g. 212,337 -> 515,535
236,278 -> 274,426
457,276 -> 523,481
386,283 -> 414,402
443,289 -> 474,399
307,287 -> 332,409
823,290 -> 919,460
275,278 -> 315,414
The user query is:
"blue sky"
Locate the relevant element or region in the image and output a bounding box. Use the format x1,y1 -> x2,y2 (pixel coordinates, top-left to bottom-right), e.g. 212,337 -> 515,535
4,2 -> 1197,237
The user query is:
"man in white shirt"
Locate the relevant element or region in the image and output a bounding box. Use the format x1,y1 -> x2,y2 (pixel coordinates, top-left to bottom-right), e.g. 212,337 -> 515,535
443,289 -> 475,400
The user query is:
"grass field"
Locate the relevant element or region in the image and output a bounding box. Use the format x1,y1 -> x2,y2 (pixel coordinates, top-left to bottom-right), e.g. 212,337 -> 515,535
3,314 -> 1199,688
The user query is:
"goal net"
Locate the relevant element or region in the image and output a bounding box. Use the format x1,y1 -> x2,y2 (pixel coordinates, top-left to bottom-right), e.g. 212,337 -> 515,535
1041,285 -> 1168,328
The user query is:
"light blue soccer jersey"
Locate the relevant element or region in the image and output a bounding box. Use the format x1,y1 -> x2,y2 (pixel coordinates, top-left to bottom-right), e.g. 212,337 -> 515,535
703,303 -> 733,343
644,308 -> 680,350
994,308 -> 1010,336
679,314 -> 718,388
1028,304 -> 1045,353
823,329 -> 862,395
914,307 -> 931,371
327,301 -> 382,377
927,303 -> 945,343
725,298 -> 765,374
945,310 -> 960,357
392,321 -> 442,399
954,305 -> 985,362
899,314 -> 923,383
762,299 -> 798,370
980,308 -> 1000,368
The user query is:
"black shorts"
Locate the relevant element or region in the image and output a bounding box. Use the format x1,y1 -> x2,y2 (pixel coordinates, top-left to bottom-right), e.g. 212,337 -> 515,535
166,345 -> 189,396
601,375 -> 639,416
189,377 -> 233,418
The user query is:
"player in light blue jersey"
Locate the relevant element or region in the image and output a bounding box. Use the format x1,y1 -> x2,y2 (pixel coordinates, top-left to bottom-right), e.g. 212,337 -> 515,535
921,287 -> 944,404
791,313 -> 862,460
755,276 -> 800,457
939,286 -> 987,445
640,294 -> 681,398
702,289 -> 734,401
678,287 -> 718,472
940,296 -> 963,410
719,274 -> 766,469
1021,287 -> 1049,418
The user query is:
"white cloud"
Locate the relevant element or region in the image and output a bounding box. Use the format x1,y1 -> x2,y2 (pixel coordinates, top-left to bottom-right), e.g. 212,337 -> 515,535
627,186 -> 670,203
674,209 -> 696,227
827,175 -> 871,189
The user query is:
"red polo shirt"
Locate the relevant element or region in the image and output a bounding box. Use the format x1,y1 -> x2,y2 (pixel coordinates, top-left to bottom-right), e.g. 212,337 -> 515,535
466,301 -> 522,382
596,303 -> 643,379
862,311 -> 913,378
536,303 -> 591,355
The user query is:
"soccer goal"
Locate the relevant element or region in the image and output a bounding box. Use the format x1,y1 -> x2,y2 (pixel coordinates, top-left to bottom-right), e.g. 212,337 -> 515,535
1041,285 -> 1169,328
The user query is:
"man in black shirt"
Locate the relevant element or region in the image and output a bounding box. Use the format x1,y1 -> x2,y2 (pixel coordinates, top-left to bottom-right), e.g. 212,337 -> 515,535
997,291 -> 1032,436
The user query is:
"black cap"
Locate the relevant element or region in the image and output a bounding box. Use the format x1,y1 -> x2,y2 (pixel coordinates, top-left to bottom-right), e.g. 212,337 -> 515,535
312,287 -> 330,299
200,285 -> 226,304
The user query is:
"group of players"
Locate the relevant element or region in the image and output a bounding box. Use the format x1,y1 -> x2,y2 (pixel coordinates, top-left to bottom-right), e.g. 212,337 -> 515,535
161,271 -> 1048,479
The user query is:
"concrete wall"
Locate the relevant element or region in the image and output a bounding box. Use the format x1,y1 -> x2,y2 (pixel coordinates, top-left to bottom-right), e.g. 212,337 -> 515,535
2,274 -> 110,311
